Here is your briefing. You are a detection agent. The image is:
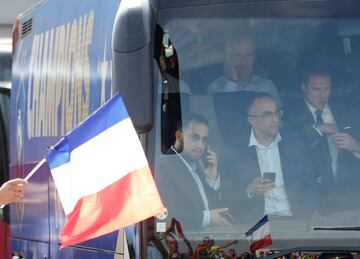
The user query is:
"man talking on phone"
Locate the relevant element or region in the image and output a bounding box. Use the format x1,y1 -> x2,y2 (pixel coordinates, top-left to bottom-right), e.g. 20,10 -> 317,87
156,113 -> 231,230
222,93 -> 316,223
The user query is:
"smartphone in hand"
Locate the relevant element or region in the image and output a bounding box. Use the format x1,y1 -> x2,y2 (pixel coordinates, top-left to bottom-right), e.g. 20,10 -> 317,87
201,145 -> 209,168
263,172 -> 276,182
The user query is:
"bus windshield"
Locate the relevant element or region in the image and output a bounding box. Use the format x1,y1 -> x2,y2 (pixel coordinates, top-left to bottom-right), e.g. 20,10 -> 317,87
153,1 -> 360,254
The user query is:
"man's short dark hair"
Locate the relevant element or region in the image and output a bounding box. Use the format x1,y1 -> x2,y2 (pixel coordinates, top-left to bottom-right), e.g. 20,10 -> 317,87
176,113 -> 208,131
246,93 -> 276,116
301,64 -> 332,85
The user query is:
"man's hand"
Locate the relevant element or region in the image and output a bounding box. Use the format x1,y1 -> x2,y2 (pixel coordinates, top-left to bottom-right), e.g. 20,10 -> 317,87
331,133 -> 360,153
247,177 -> 276,197
317,123 -> 338,135
224,58 -> 240,83
199,148 -> 218,180
0,178 -> 27,206
210,208 -> 231,226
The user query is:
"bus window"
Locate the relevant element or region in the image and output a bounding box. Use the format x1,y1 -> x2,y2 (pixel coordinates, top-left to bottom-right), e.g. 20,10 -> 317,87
153,1 -> 360,255
9,0 -> 360,258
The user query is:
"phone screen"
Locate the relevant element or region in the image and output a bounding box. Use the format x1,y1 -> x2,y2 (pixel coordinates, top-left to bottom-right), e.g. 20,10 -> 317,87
263,172 -> 276,182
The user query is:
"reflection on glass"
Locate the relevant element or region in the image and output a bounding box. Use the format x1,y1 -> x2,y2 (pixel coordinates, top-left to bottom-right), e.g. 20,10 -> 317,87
154,5 -> 360,253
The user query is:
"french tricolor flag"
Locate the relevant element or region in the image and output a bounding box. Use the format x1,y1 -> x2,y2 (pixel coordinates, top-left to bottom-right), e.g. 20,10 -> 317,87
46,93 -> 164,247
245,215 -> 273,253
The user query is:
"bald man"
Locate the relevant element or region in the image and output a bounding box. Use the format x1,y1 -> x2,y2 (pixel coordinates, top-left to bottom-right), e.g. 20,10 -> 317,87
221,93 -> 315,223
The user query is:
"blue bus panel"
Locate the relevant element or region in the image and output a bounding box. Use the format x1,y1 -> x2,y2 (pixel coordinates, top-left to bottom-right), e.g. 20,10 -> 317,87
10,0 -> 122,256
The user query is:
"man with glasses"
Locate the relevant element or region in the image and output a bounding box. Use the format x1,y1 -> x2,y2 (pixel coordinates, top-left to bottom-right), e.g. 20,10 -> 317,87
222,93 -> 315,223
156,113 -> 231,230
287,66 -> 360,213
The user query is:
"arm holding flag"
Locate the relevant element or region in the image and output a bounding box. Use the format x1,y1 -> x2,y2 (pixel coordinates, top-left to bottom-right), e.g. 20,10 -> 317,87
5,94 -> 164,247
215,239 -> 239,250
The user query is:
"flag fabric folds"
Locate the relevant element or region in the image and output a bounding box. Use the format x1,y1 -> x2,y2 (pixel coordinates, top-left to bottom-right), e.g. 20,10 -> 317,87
245,215 -> 272,253
46,93 -> 164,247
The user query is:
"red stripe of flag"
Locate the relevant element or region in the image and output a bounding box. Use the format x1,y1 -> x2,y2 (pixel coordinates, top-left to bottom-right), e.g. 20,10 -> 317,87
249,234 -> 273,253
60,166 -> 163,247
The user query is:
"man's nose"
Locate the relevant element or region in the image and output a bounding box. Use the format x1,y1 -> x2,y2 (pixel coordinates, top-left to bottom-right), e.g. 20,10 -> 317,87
271,113 -> 280,123
192,138 -> 202,148
319,89 -> 327,99
194,141 -> 202,149
239,57 -> 248,65
197,141 -> 206,149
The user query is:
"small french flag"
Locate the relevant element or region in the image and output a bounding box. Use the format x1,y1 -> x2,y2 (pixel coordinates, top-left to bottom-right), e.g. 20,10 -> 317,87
245,215 -> 273,253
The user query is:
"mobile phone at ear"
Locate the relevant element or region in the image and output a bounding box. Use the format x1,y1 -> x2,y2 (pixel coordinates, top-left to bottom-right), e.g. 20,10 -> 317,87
263,172 -> 276,182
201,145 -> 209,167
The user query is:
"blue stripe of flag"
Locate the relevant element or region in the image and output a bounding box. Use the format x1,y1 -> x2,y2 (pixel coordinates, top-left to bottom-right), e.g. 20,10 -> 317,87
245,215 -> 269,237
46,93 -> 129,169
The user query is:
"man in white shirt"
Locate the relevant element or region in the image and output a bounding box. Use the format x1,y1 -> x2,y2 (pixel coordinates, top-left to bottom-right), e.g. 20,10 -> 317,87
207,36 -> 283,107
221,94 -> 315,223
288,66 -> 360,213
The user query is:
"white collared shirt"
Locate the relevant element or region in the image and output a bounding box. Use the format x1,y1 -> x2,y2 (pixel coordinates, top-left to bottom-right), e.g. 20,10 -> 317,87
249,130 -> 292,216
207,75 -> 283,107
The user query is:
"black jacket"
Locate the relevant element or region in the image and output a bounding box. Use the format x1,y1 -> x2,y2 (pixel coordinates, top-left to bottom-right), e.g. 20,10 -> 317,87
155,154 -> 220,230
220,130 -> 316,224
285,99 -> 360,212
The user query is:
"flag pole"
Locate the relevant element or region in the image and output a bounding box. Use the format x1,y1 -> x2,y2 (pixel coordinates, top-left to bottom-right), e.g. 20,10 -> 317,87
24,158 -> 46,181
0,158 -> 46,209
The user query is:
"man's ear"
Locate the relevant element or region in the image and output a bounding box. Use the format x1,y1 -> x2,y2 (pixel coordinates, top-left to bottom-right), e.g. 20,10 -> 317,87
175,129 -> 183,141
247,116 -> 254,127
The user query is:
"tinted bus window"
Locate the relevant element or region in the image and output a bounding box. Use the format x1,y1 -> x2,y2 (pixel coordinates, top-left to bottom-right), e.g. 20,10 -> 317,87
153,2 -> 360,254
